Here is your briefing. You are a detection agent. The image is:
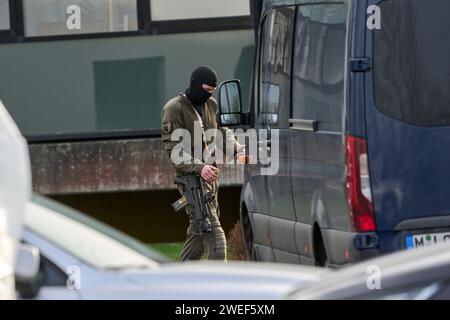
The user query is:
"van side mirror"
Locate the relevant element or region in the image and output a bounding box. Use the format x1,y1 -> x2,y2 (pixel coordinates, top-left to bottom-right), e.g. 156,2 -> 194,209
217,80 -> 249,127
15,244 -> 42,299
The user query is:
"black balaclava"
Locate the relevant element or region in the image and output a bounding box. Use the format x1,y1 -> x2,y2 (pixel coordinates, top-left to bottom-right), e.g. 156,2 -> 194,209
185,66 -> 218,113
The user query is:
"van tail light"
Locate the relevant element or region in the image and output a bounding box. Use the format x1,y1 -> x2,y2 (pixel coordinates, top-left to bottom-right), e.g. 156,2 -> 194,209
345,135 -> 376,232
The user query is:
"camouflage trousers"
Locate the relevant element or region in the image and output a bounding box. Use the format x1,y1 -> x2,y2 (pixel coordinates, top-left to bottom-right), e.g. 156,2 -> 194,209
177,180 -> 227,261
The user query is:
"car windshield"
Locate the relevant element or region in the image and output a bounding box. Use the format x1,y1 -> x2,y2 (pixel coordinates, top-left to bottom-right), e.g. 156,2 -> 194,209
24,195 -> 170,270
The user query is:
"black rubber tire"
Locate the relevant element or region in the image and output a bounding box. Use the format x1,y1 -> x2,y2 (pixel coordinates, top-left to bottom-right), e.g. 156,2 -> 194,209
314,228 -> 329,268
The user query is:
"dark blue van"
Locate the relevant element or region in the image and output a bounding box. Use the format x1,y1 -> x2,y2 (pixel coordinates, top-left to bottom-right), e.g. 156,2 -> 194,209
217,0 -> 450,267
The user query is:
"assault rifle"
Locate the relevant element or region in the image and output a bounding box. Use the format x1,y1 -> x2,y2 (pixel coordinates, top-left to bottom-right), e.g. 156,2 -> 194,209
172,174 -> 213,234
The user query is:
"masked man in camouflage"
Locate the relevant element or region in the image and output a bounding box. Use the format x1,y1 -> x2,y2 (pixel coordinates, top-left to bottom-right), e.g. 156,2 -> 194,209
161,66 -> 243,261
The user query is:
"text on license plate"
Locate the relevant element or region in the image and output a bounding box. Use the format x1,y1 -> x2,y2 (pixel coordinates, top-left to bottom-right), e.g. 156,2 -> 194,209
406,232 -> 450,250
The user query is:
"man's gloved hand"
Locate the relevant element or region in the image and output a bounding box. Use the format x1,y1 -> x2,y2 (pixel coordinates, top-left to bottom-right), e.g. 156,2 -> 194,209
201,165 -> 219,183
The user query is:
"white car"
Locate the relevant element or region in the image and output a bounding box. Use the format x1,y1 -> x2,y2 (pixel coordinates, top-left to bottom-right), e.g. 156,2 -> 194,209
0,100 -> 32,300
22,195 -> 324,300
288,241 -> 450,300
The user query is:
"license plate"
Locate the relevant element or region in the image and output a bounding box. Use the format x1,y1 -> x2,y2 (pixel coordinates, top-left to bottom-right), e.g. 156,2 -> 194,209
406,232 -> 450,250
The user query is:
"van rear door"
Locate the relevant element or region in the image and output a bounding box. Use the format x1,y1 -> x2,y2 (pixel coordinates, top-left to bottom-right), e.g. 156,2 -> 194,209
365,0 -> 450,231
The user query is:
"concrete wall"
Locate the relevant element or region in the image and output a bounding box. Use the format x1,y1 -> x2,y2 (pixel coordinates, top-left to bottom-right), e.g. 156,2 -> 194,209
30,137 -> 244,194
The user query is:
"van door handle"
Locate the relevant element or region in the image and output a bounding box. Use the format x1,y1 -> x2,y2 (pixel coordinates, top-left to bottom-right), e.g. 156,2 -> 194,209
289,119 -> 318,132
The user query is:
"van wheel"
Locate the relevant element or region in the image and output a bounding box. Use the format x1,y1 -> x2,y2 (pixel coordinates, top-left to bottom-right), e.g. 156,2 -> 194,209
241,209 -> 257,261
314,227 -> 329,267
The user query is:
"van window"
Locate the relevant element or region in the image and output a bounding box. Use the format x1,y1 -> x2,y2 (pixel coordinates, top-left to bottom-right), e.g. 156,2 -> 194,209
374,0 -> 450,127
259,6 -> 295,128
292,2 -> 348,132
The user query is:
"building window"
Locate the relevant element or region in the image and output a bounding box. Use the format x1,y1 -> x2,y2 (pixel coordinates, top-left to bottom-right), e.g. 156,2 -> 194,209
23,0 -> 138,37
0,0 -> 10,30
150,0 -> 250,21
